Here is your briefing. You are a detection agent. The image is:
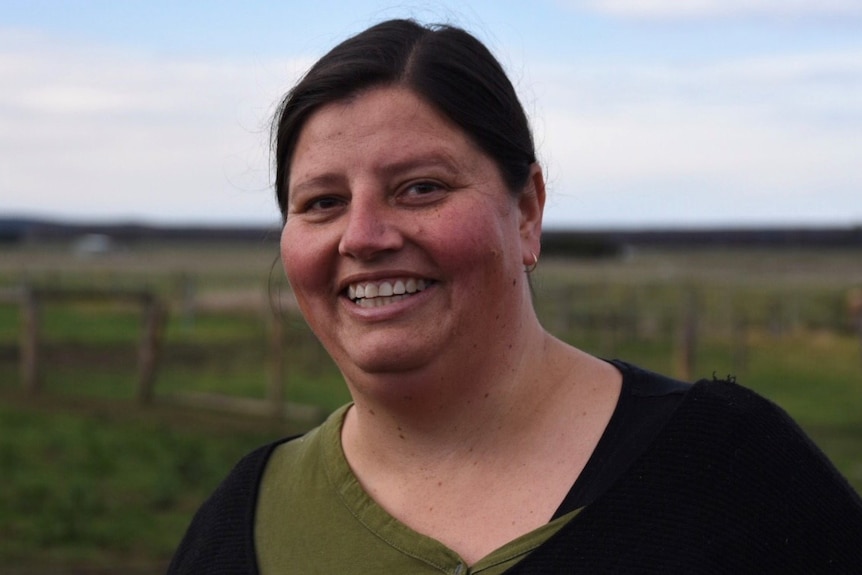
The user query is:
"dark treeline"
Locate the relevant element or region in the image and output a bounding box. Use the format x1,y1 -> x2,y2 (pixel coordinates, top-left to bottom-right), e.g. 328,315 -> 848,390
540,226 -> 862,257
0,218 -> 282,245
2,217 -> 862,256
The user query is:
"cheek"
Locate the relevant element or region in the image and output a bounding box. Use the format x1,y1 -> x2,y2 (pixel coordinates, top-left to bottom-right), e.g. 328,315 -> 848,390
279,226 -> 298,281
429,213 -> 513,287
280,224 -> 325,295
438,199 -> 518,265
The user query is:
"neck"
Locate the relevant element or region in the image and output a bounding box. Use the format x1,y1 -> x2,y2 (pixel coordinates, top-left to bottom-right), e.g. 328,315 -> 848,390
336,321 -> 623,566
340,321 -> 583,473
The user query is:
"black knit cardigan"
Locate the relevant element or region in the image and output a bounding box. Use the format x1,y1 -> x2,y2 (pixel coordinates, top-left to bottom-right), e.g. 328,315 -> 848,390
167,379 -> 862,574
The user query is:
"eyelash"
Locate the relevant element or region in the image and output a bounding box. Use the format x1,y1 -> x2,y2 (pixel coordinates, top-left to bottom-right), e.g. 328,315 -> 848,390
400,180 -> 448,203
305,196 -> 344,212
404,181 -> 441,194
296,179 -> 448,216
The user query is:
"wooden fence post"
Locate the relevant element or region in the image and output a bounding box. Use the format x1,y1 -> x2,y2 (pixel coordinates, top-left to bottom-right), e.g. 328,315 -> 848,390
267,293 -> 286,419
675,288 -> 698,382
179,274 -> 196,329
601,311 -> 619,359
20,287 -> 41,395
858,317 -> 862,369
731,312 -> 749,376
137,294 -> 166,404
846,287 -> 862,368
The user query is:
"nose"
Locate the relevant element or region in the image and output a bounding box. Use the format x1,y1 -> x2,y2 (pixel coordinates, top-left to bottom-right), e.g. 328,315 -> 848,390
338,198 -> 403,260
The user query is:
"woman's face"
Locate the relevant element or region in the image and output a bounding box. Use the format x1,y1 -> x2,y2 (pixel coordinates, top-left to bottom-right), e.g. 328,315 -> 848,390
281,86 -> 542,380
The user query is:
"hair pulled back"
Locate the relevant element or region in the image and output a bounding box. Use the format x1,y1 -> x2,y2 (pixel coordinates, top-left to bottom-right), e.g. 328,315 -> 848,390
273,19 -> 536,219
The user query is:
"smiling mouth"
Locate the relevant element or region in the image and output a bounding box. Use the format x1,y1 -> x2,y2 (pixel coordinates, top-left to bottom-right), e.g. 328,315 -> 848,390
347,278 -> 432,308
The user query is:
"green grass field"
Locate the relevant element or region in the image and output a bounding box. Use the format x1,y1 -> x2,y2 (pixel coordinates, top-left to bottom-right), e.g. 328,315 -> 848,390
1,242 -> 860,572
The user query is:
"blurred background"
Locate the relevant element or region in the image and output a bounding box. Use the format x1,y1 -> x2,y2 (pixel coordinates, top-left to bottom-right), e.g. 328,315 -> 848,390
1,1 -> 861,572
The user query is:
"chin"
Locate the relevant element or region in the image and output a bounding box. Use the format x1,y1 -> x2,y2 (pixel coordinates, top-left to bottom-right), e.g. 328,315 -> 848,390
337,345 -> 437,378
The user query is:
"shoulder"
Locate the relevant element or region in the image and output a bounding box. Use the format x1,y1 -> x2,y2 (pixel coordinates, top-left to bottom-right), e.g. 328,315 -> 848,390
166,405 -> 351,575
682,374 -> 802,437
609,359 -> 691,400
665,374 -> 816,460
166,437 -> 297,575
668,376 -> 862,534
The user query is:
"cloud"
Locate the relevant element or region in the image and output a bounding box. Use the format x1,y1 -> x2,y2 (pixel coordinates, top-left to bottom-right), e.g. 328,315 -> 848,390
0,29 -> 313,224
572,0 -> 862,20
2,25 -> 860,228
528,49 -> 862,226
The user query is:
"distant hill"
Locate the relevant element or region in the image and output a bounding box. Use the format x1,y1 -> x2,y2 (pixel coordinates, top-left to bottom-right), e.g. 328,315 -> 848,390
540,226 -> 862,257
2,217 -> 861,256
0,217 -> 281,245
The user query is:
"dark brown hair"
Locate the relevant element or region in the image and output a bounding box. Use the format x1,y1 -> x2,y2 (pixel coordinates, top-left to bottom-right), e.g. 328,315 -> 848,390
272,19 -> 536,219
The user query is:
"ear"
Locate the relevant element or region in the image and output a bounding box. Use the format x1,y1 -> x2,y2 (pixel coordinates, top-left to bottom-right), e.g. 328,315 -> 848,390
518,163 -> 545,263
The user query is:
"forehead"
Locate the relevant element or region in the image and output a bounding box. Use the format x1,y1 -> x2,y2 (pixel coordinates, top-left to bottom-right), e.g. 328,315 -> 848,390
292,86 -> 476,165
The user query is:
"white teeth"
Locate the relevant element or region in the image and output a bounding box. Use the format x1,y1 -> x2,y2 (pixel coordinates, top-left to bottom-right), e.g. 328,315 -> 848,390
356,294 -> 409,308
347,277 -> 430,306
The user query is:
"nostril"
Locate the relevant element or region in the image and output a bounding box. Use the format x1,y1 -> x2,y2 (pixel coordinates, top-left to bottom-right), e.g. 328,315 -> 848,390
338,216 -> 403,260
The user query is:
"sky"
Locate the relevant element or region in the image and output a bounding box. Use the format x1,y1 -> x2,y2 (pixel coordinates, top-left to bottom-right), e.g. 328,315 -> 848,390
2,0 -> 861,229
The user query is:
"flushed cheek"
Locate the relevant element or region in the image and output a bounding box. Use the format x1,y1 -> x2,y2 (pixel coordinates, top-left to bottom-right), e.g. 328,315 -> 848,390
280,225 -> 337,313
432,207 -> 515,277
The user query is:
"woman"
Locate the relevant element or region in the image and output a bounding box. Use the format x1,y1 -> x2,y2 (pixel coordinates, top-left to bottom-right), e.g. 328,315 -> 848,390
169,19 -> 862,574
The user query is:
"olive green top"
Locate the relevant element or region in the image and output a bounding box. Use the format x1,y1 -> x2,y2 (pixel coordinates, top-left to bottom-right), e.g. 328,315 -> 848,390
255,405 -> 580,574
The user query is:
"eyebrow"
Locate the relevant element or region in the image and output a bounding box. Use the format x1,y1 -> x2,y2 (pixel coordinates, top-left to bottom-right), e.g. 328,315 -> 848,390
289,174 -> 345,200
290,152 -> 462,198
375,152 -> 462,178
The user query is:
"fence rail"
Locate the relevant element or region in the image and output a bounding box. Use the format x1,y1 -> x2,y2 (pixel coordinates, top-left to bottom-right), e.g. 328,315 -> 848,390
4,280 -> 860,419
3,285 -> 315,421
15,286 -> 166,400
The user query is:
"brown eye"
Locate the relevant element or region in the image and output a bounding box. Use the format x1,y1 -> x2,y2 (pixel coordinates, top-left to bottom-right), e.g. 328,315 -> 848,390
400,181 -> 447,204
290,194 -> 347,222
308,196 -> 343,211
407,182 -> 440,194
